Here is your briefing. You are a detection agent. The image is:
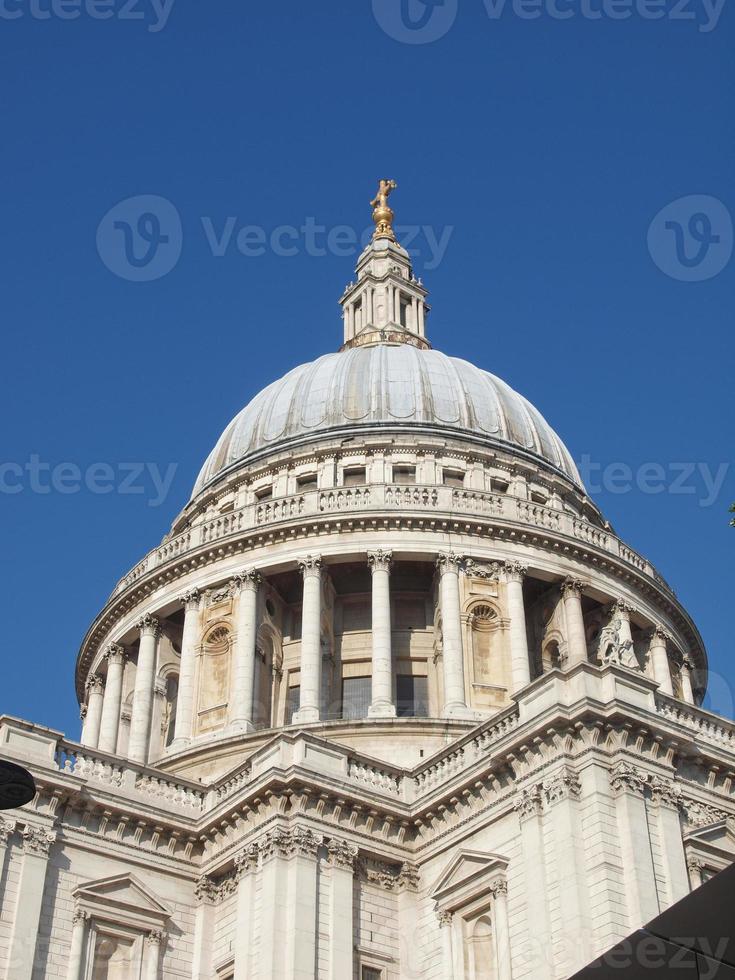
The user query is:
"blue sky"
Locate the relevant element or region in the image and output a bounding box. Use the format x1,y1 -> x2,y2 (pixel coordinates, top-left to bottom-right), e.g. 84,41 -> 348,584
1,1 -> 732,738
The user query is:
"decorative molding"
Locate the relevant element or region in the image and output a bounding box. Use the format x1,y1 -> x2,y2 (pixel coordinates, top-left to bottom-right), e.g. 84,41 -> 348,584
438,910 -> 453,926
514,785 -> 543,822
234,842 -> 260,878
231,570 -> 261,594
682,799 -> 729,829
396,861 -> 420,893
85,673 -> 104,695
436,552 -> 465,573
178,588 -> 202,610
649,775 -> 683,809
489,877 -> 508,898
194,875 -> 218,904
560,577 -> 584,599
357,857 -> 401,891
146,929 -> 165,947
0,819 -> 15,846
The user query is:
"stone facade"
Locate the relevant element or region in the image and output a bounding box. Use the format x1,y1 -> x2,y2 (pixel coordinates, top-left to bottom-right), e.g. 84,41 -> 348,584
1,216 -> 733,980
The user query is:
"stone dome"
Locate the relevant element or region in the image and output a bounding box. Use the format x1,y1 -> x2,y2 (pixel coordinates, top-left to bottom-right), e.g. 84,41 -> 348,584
193,344 -> 582,496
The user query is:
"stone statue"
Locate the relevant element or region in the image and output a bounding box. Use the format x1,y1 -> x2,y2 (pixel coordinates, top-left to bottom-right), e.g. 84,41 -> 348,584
597,617 -> 638,670
371,179 -> 398,241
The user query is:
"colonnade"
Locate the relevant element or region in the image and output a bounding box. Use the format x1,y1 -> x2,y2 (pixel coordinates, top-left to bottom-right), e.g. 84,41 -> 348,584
79,553 -> 692,763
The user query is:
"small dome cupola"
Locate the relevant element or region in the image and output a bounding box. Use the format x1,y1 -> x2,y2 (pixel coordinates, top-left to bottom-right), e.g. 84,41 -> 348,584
340,179 -> 431,351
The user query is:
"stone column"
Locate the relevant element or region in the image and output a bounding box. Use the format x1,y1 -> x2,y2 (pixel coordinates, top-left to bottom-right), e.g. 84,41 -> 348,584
650,777 -> 689,905
396,863 -> 421,980
561,578 -> 588,667
326,838 -> 358,980
82,674 -> 104,748
66,909 -> 89,980
514,787 -> 554,979
286,827 -> 322,980
192,878 -> 217,979
170,589 -> 201,749
648,627 -> 674,697
490,879 -> 512,980
230,571 -> 261,732
232,845 -> 258,979
610,762 -> 660,926
293,557 -> 322,724
503,561 -> 531,691
143,930 -> 164,980
7,825 -> 56,980
437,553 -> 470,718
438,912 -> 456,980
687,858 -> 704,889
681,659 -> 696,704
543,767 -> 593,975
98,645 -> 127,755
367,550 -> 396,718
128,616 -> 161,765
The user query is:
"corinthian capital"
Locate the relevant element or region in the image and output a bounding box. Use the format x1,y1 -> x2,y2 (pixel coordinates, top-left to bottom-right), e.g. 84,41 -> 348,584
610,598 -> 634,618
103,643 -> 127,667
650,775 -> 683,810
367,549 -> 393,574
326,837 -> 359,871
502,560 -> 528,584
231,569 -> 261,594
85,673 -> 104,695
136,614 -> 161,638
21,825 -> 56,856
610,761 -> 648,796
297,555 -> 323,579
650,625 -> 672,646
543,767 -> 582,805
560,577 -> 584,599
177,588 -> 202,610
436,552 -> 465,574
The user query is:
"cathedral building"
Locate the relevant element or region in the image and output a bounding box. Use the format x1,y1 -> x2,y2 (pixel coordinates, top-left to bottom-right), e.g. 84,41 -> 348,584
1,185 -> 734,980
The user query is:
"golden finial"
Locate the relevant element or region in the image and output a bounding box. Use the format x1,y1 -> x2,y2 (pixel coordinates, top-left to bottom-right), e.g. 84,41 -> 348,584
370,179 -> 398,242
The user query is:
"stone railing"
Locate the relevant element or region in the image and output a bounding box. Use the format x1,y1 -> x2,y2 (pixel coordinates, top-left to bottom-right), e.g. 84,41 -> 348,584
347,757 -> 403,797
109,483 -> 672,600
655,695 -> 735,753
55,742 -> 206,812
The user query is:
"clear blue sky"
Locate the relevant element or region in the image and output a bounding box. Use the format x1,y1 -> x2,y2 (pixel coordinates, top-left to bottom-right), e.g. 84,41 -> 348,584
1,1 -> 732,739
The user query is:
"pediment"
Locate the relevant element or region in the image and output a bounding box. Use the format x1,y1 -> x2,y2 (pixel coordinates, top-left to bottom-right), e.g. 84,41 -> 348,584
430,850 -> 509,909
686,819 -> 735,848
74,873 -> 172,924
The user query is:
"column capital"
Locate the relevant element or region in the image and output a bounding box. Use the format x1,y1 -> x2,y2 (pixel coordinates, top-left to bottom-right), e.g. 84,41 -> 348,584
136,614 -> 161,638
326,836 -> 359,872
687,857 -> 705,874
0,818 -> 15,846
103,643 -> 127,667
649,775 -> 683,810
146,929 -> 166,948
501,560 -> 528,584
72,906 -> 90,926
21,825 -> 56,856
514,785 -> 544,822
396,861 -> 420,892
610,761 -> 649,797
649,625 -> 672,646
560,577 -> 585,599
194,874 -> 218,904
609,597 -> 635,618
231,569 -> 262,594
85,673 -> 104,695
489,877 -> 508,898
177,587 -> 202,610
543,767 -> 582,805
234,842 -> 260,878
297,555 -> 323,578
367,549 -> 393,573
436,552 -> 465,574
681,657 -> 695,674
437,910 -> 453,927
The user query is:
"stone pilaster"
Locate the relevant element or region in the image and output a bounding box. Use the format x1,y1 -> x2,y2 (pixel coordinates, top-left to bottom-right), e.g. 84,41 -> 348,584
514,785 -> 553,979
7,825 -> 56,980
367,550 -> 396,718
609,762 -> 660,926
490,878 -> 512,980
232,843 -> 259,979
293,557 -> 323,724
65,907 -> 90,980
326,837 -> 358,980
649,775 -> 689,905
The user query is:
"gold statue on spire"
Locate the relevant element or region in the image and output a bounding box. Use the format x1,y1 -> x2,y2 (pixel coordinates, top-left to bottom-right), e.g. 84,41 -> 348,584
371,179 -> 398,241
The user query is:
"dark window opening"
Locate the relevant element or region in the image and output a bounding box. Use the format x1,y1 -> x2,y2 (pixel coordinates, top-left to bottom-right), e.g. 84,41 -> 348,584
396,675 -> 429,718
342,676 -> 371,720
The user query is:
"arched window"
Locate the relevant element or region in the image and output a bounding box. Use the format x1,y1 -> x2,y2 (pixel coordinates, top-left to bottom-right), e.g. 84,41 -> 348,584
464,915 -> 496,980
197,625 -> 232,735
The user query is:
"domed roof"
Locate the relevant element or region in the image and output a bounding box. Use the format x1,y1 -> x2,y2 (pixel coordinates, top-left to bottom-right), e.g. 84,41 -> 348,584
193,345 -> 582,496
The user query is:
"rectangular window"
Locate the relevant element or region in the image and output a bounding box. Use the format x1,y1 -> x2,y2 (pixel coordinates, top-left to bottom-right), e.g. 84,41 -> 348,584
399,299 -> 409,327
342,676 -> 371,720
491,477 -> 509,493
443,468 -> 465,488
361,967 -> 383,980
285,685 -> 300,725
530,491 -> 547,505
393,465 -> 416,485
296,473 -> 318,491
396,675 -> 429,718
343,466 -> 367,487
255,486 -> 273,501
